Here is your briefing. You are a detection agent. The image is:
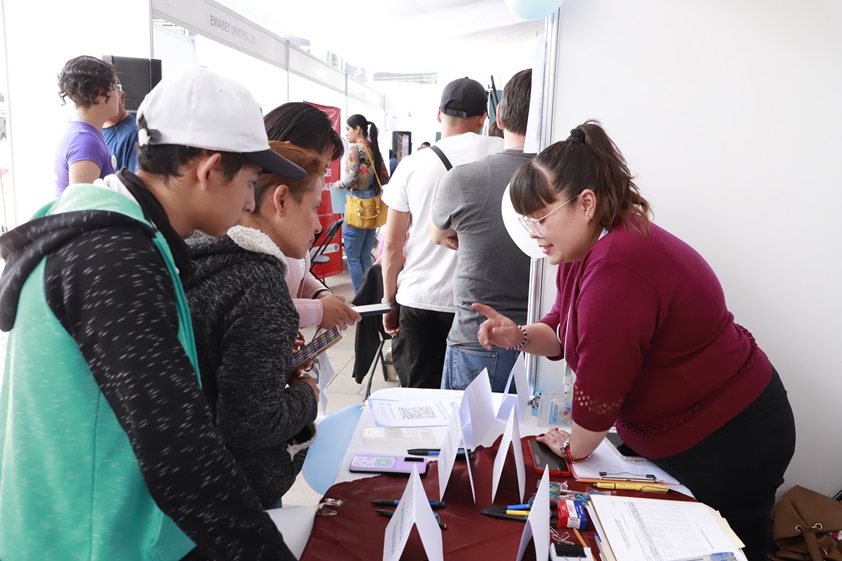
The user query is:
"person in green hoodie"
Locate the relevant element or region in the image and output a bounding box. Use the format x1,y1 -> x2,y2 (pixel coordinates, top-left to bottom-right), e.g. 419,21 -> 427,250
0,66 -> 305,561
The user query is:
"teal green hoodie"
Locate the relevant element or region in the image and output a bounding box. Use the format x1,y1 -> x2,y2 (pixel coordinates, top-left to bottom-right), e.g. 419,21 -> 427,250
0,184 -> 196,560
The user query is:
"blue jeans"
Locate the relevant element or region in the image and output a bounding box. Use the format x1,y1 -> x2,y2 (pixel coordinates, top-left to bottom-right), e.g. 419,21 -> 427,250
441,345 -> 520,393
342,225 -> 377,293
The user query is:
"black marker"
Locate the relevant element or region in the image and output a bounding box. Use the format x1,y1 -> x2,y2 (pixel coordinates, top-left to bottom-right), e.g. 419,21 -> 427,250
375,509 -> 446,530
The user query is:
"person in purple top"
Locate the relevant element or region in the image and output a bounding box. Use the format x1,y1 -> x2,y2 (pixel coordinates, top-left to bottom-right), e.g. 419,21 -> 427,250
53,56 -> 119,196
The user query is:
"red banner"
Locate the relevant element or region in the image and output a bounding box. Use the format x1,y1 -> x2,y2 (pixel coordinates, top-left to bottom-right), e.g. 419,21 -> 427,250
306,102 -> 343,280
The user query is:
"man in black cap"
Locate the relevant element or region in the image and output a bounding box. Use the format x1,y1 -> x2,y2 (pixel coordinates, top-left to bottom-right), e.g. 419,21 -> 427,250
430,69 -> 535,393
380,77 -> 503,389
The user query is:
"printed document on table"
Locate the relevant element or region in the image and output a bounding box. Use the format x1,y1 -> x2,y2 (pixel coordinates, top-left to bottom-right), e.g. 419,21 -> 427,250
589,495 -> 747,561
570,440 -> 681,485
368,398 -> 461,427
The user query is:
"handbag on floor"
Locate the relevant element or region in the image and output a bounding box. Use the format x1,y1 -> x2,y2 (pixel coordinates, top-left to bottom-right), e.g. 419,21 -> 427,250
769,485 -> 842,561
344,145 -> 387,230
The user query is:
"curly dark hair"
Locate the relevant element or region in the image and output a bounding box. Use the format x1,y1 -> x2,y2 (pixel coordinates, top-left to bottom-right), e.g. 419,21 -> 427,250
58,56 -> 117,108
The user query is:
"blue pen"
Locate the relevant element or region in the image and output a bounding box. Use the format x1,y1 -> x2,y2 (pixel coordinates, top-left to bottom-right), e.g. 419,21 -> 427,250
507,503 -> 531,510
669,553 -> 738,561
371,499 -> 445,509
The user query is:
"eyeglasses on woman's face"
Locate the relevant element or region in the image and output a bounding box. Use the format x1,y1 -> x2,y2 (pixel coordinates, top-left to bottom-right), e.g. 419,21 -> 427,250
518,194 -> 578,238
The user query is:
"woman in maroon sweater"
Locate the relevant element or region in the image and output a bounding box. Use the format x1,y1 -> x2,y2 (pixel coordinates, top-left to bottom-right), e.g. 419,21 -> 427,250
476,121 -> 795,561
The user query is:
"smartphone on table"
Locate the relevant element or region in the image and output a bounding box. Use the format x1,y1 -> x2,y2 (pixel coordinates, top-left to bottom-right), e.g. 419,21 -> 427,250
528,439 -> 571,477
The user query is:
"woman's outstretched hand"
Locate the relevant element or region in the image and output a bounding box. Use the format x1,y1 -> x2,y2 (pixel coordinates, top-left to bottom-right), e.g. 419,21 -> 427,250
473,303 -> 522,350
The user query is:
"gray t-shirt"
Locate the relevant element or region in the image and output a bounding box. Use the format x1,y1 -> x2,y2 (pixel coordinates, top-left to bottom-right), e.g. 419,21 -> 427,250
431,149 -> 534,346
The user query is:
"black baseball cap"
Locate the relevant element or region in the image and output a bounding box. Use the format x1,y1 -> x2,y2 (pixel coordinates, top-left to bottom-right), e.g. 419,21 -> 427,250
439,77 -> 489,119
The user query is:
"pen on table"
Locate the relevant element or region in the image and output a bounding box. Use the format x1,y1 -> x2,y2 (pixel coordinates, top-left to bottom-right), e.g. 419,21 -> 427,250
371,499 -> 445,509
407,448 -> 466,457
669,553 -> 738,561
375,509 -> 447,530
573,528 -> 588,547
596,481 -> 669,493
504,509 -> 558,517
508,502 -> 558,511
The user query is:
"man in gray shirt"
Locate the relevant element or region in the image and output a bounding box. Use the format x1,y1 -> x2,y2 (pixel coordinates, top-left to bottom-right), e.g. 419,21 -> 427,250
430,69 -> 534,392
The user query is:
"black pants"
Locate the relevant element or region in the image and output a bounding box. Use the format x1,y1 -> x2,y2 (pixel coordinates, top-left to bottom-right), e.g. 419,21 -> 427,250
647,368 -> 795,561
391,304 -> 454,389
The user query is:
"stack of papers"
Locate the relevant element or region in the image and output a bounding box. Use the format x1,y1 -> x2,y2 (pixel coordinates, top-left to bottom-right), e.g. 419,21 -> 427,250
587,494 -> 747,561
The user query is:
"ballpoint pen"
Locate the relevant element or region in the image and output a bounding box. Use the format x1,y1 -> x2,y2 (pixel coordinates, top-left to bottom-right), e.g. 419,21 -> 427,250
407,448 -> 467,457
596,481 -> 669,493
669,553 -> 737,561
375,509 -> 447,530
371,499 -> 445,509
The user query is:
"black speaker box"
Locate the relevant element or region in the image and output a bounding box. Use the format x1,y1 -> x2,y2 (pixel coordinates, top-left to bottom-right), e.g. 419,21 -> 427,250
102,56 -> 162,114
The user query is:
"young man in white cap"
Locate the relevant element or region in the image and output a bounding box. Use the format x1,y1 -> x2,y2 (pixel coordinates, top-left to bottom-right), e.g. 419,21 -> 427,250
0,66 -> 304,561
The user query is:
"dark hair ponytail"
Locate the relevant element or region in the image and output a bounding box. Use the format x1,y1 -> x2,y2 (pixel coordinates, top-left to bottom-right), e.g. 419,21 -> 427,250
347,114 -> 388,186
511,119 -> 650,234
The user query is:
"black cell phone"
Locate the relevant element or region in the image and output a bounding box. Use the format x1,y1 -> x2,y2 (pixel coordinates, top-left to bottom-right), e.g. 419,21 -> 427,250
605,432 -> 644,461
528,439 -> 571,476
288,326 -> 341,373
351,303 -> 393,317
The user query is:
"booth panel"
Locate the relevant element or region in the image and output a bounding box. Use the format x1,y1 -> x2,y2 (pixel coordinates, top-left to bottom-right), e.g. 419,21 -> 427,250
195,35 -> 288,113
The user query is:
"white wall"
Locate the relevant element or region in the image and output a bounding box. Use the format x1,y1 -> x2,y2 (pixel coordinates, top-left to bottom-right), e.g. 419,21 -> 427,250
194,35 -> 288,114
537,0 -> 842,496
2,0 -> 152,223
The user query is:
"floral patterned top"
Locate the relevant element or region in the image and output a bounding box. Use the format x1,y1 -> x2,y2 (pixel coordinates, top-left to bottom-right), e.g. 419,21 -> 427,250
332,141 -> 389,193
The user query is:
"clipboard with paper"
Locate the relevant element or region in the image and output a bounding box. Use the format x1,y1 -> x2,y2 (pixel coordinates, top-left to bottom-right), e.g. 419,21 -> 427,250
570,439 -> 681,485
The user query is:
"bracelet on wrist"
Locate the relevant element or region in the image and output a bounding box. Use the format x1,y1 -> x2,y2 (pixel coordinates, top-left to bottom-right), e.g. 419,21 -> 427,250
508,325 -> 528,350
381,299 -> 397,307
563,439 -> 593,463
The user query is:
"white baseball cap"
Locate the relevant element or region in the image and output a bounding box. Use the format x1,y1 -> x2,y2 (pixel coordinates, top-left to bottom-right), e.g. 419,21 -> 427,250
137,65 -> 305,179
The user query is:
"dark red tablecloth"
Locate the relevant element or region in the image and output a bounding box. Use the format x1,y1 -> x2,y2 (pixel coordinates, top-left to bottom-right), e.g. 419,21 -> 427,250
300,436 -> 692,560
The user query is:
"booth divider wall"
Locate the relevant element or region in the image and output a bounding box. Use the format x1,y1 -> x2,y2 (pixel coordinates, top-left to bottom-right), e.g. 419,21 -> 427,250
534,0 -> 842,498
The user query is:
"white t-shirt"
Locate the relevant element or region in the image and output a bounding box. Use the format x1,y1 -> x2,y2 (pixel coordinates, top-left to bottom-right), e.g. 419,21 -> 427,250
381,132 -> 503,311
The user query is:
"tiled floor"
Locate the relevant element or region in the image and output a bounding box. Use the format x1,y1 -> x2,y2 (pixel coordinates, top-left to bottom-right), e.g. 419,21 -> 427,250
286,270 -> 400,507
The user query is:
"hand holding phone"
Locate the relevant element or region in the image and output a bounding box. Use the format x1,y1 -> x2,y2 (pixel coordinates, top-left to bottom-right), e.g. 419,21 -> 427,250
351,303 -> 393,317
288,326 -> 341,374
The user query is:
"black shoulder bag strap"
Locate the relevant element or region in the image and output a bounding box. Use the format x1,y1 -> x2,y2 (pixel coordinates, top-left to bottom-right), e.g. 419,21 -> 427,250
429,145 -> 453,171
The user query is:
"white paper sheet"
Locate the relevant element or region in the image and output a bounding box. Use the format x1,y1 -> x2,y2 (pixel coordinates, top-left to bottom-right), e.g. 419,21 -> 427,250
313,354 -> 336,414
383,465 -> 444,561
589,495 -> 748,561
570,440 -> 680,485
518,467 -> 551,561
512,353 -> 531,422
491,409 -> 525,503
368,398 -> 460,427
437,402 -> 475,502
460,368 -> 497,448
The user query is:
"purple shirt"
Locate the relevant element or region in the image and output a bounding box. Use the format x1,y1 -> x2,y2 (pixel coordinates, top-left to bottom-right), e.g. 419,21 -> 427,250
54,121 -> 116,196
